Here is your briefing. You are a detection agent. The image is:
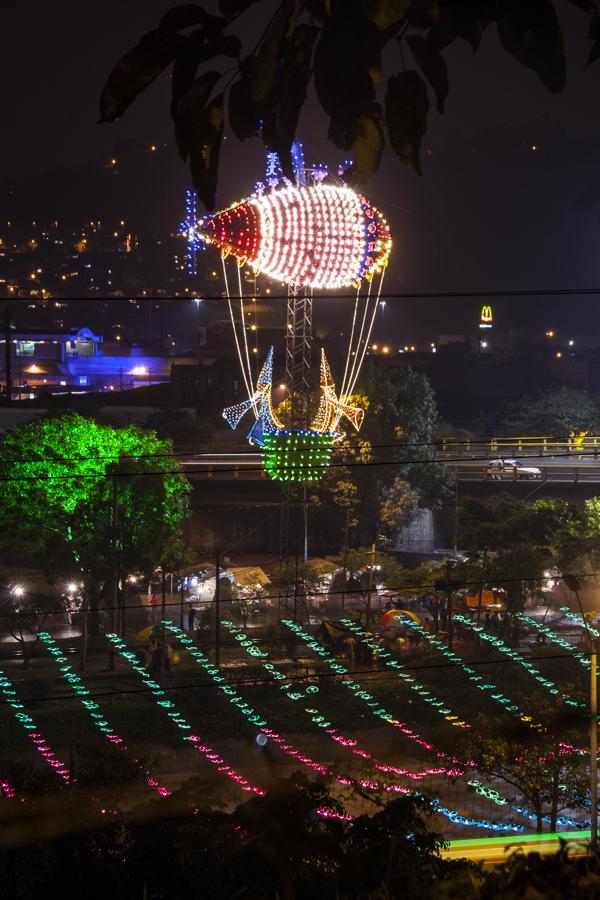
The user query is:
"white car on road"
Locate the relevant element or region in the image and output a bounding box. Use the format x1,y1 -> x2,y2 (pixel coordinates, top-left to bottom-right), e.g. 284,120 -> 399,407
486,458 -> 543,480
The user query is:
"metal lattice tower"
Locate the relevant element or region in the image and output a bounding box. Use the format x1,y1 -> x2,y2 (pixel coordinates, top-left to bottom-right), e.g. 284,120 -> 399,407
279,164 -> 318,577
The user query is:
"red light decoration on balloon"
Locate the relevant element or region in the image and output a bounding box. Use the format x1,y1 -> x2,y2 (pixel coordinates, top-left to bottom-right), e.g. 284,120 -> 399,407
200,184 -> 391,289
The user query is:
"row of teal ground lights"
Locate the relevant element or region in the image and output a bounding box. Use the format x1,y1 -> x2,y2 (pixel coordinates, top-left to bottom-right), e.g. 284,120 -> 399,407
560,608 -> 600,640
342,620 -> 591,821
516,613 -> 590,669
343,617 -> 541,730
163,620 -> 418,796
467,780 -> 589,828
38,632 -> 170,797
330,620 -> 471,729
453,614 -> 585,710
223,620 -> 462,780
0,668 -> 70,783
280,619 -> 468,766
165,621 -> 521,833
105,632 -> 266,796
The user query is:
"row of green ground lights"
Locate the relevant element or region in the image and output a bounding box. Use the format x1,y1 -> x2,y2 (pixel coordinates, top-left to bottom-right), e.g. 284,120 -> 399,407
38,632 -> 170,797
453,615 -> 584,710
516,614 -> 590,669
165,621 -> 524,832
293,618 -> 471,729
280,619 -> 467,766
105,632 -> 266,796
222,619 -> 461,779
340,620 -> 590,827
164,620 -> 419,796
340,618 -> 542,730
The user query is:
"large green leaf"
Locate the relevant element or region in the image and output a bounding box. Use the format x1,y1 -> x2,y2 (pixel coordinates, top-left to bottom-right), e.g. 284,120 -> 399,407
99,6 -> 228,123
250,0 -> 302,102
314,4 -> 381,149
406,34 -> 449,113
364,0 -> 412,31
99,33 -> 184,122
158,5 -> 218,32
384,70 -> 429,174
426,1 -> 492,53
348,109 -> 385,183
219,0 -> 264,15
497,0 -> 566,93
261,24 -> 320,175
171,72 -> 224,209
171,31 -> 240,113
228,59 -> 262,140
588,11 -> 600,65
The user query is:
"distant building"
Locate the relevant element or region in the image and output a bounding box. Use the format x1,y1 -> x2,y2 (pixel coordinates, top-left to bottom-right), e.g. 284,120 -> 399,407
5,326 -> 188,397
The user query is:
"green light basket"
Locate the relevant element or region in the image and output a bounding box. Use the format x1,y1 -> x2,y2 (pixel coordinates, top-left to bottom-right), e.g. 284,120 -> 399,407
262,431 -> 335,482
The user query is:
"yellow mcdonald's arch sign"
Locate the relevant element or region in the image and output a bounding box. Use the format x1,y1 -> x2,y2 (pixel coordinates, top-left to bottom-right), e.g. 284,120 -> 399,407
480,305 -> 493,324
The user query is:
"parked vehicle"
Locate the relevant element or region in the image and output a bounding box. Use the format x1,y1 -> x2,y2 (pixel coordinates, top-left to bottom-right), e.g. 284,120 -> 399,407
486,458 -> 542,480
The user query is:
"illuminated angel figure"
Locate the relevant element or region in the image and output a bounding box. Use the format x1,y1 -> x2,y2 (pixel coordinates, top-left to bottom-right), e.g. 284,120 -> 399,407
310,349 -> 364,439
223,346 -> 283,446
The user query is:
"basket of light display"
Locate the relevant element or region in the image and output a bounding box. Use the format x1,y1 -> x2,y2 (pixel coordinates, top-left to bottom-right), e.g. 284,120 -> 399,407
261,431 -> 335,482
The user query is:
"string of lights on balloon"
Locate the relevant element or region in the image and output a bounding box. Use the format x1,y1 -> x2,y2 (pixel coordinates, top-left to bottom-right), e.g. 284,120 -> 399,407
360,617 -> 543,731
105,633 -> 266,796
452,615 -> 585,711
332,620 -> 470,729
516,613 -> 590,670
188,142 -> 391,482
223,620 -> 462,781
0,668 -> 70,783
162,620 -> 428,797
280,620 -> 468,766
38,632 -> 170,797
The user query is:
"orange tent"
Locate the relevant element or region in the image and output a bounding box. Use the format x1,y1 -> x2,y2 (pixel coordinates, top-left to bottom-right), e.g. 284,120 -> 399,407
379,609 -> 421,628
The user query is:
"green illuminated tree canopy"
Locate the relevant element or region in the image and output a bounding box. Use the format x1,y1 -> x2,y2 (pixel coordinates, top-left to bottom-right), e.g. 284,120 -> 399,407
0,413 -> 191,609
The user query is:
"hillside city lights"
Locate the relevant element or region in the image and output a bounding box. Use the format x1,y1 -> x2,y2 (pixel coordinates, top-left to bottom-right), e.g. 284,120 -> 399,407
336,620 -> 471,729
38,632 -> 170,797
105,633 -> 266,796
0,669 -> 70,783
280,620 -> 467,765
223,621 -> 462,780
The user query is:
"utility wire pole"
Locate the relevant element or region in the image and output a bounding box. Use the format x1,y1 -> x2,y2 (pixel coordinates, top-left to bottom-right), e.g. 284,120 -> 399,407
564,573 -> 597,849
215,549 -> 221,667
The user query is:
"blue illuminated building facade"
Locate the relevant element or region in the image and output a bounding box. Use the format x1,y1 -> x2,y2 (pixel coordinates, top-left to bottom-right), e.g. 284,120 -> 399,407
7,326 -> 184,396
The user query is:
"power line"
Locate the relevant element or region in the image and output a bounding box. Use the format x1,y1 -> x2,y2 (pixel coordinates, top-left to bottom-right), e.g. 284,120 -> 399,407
0,433 -> 592,465
1,573 -> 599,622
14,287 -> 600,301
0,447 -> 597,483
1,647 -> 594,710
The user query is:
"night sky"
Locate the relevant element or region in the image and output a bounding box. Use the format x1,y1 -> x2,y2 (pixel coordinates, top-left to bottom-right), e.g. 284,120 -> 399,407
4,1 -> 600,341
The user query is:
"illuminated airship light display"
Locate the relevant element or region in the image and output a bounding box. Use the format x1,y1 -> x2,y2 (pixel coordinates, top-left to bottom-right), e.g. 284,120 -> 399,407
189,142 -> 391,481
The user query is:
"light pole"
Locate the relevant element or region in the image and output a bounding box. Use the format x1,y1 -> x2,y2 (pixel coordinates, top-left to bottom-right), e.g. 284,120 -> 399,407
564,573 -> 597,848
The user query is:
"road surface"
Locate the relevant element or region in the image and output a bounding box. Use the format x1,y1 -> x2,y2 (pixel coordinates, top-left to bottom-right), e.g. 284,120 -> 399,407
442,830 -> 591,865
178,451 -> 600,483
